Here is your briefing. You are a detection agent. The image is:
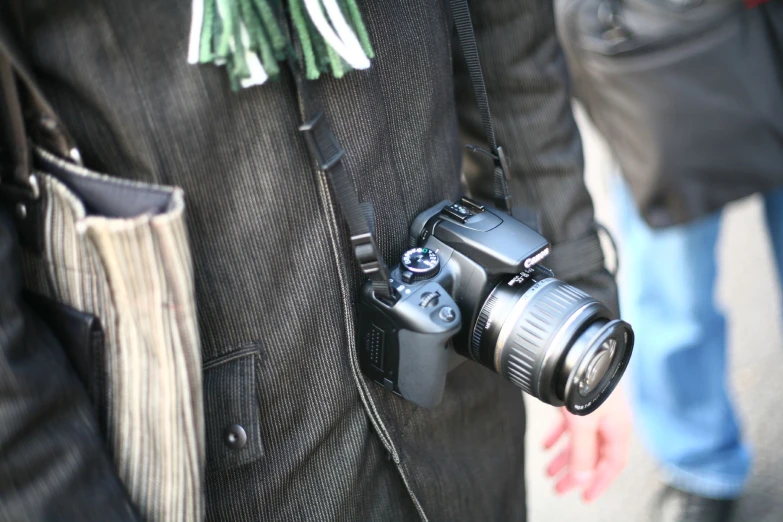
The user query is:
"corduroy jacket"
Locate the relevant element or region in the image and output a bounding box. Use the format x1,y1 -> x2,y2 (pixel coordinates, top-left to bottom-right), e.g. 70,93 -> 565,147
0,0 -> 617,520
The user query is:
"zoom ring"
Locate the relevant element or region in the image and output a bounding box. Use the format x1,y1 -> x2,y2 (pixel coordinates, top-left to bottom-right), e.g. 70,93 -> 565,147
499,281 -> 591,396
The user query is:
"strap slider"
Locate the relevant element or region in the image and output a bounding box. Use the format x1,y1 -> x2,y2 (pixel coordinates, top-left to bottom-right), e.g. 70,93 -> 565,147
352,232 -> 397,302
464,144 -> 512,181
351,232 -> 383,274
496,145 -> 512,182
299,112 -> 345,171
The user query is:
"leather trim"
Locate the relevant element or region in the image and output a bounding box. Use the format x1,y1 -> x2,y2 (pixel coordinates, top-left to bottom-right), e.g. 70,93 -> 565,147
23,291 -> 105,423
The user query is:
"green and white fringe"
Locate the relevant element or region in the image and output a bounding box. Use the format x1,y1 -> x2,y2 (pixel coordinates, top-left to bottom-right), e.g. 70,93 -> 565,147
187,0 -> 375,90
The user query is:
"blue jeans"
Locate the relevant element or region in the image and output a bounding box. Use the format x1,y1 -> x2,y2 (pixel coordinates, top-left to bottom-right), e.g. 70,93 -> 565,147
615,182 -> 783,499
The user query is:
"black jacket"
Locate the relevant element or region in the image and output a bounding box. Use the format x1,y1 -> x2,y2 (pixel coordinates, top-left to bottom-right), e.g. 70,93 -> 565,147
0,0 -> 616,520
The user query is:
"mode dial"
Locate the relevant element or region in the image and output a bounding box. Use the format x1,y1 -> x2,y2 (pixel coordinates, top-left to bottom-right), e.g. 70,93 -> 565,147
401,247 -> 440,281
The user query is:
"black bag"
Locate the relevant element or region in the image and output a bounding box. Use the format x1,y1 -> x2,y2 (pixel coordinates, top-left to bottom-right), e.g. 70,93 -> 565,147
0,11 -> 205,521
556,0 -> 783,227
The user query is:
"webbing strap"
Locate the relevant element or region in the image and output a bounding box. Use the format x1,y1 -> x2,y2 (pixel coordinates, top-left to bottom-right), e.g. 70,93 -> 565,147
297,107 -> 395,301
450,0 -> 513,213
288,0 -> 514,299
285,39 -> 396,301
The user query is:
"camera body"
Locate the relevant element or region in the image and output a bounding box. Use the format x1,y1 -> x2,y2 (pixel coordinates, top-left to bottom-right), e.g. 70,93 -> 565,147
358,197 -> 553,407
358,197 -> 633,414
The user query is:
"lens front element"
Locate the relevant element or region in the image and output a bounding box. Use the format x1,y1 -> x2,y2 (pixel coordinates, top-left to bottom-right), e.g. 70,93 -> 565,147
582,340 -> 614,396
559,319 -> 632,414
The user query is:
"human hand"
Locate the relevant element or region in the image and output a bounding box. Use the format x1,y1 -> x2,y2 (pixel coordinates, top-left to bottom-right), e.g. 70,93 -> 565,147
542,389 -> 632,502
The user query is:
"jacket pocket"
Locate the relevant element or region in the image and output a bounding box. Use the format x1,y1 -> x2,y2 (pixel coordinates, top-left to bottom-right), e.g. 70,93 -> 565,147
203,344 -> 265,471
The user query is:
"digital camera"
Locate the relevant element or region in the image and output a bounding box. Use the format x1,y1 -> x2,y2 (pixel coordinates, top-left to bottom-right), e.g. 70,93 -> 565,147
358,198 -> 634,415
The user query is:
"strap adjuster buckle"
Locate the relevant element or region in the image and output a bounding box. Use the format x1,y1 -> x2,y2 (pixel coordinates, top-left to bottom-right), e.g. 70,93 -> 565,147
352,232 -> 397,302
351,232 -> 384,277
495,145 -> 511,182
464,143 -> 512,180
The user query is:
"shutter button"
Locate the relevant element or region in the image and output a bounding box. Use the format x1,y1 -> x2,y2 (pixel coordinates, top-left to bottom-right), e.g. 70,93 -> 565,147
224,424 -> 247,449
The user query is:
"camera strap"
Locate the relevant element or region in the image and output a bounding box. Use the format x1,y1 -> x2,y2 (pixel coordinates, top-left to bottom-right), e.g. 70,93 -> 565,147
286,55 -> 396,302
450,0 -> 514,213
286,0 -> 513,301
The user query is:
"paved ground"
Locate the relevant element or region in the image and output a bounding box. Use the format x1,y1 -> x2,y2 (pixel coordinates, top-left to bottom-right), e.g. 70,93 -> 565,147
525,109 -> 783,522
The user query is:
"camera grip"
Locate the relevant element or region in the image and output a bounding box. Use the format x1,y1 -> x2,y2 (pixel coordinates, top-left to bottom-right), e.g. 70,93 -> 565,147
397,329 -> 452,408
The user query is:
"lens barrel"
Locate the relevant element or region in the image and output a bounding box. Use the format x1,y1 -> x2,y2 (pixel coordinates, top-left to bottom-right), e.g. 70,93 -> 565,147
470,270 -> 633,415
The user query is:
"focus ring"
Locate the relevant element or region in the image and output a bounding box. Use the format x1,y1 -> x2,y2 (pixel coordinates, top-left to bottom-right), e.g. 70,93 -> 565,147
471,294 -> 497,361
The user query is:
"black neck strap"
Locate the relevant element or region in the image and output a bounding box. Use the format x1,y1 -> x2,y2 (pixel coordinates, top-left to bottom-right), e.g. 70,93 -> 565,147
450,0 -> 513,213
287,0 -> 512,302
292,70 -> 396,302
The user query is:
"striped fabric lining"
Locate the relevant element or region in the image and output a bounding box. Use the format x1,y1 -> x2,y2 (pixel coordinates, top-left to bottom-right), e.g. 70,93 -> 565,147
20,161 -> 204,521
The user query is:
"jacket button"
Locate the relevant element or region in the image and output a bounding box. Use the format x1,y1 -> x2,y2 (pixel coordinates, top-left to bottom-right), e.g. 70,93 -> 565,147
224,424 -> 247,450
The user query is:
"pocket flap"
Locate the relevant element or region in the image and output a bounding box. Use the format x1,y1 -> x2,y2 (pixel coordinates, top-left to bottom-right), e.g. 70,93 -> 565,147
24,291 -> 104,413
203,346 -> 265,470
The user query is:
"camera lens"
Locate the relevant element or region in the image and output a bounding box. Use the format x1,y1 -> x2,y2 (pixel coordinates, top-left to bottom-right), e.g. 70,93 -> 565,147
469,270 -> 633,415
